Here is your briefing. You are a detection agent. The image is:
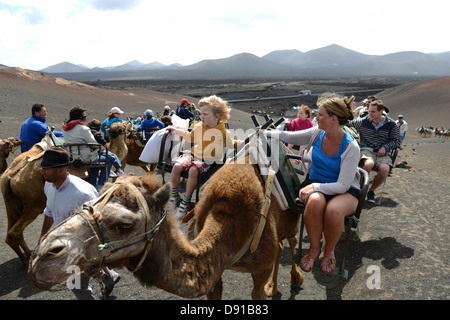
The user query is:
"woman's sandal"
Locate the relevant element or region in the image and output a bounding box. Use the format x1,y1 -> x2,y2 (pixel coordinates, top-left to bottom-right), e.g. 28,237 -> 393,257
299,252 -> 316,272
320,257 -> 336,275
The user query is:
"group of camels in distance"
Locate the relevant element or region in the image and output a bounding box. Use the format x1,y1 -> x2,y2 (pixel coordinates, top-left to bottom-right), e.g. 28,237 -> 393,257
416,126 -> 450,138
1,117 -> 306,300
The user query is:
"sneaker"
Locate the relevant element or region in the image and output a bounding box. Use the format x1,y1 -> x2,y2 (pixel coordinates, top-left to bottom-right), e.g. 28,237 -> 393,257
169,194 -> 181,206
101,272 -> 121,299
109,171 -> 117,178
176,201 -> 189,219
116,171 -> 125,177
367,190 -> 376,203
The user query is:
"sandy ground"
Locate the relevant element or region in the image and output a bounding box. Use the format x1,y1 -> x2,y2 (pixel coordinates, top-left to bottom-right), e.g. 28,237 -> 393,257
0,68 -> 449,302
1,135 -> 448,302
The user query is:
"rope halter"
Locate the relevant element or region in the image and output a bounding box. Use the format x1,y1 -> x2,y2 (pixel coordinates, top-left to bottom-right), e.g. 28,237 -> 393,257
79,181 -> 166,274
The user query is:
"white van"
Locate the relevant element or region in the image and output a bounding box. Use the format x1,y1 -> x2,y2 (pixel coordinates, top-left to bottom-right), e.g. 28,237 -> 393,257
298,90 -> 311,96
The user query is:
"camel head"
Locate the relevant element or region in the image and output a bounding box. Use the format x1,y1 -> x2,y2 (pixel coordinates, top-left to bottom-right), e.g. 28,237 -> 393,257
28,174 -> 170,290
0,136 -> 21,155
0,137 -> 21,174
108,122 -> 127,139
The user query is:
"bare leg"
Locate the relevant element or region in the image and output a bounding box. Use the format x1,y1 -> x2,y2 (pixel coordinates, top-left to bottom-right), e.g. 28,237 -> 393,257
303,192 -> 327,258
362,158 -> 375,174
370,163 -> 389,191
170,163 -> 184,188
185,166 -> 199,198
322,193 -> 358,272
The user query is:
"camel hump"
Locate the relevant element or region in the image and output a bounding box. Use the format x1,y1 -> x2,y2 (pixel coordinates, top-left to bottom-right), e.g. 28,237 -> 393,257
203,163 -> 264,204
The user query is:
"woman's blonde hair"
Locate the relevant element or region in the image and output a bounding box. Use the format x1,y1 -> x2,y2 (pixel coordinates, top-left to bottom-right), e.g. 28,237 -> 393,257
198,95 -> 230,123
318,92 -> 355,125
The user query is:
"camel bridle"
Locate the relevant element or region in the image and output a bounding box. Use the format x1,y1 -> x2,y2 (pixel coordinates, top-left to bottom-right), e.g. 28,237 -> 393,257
80,181 -> 166,274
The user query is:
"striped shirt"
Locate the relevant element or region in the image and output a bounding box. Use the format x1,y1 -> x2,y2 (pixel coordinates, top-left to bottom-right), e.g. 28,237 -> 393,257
348,116 -> 401,153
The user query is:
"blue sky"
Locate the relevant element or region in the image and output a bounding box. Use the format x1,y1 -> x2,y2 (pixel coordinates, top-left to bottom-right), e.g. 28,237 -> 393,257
0,0 -> 448,70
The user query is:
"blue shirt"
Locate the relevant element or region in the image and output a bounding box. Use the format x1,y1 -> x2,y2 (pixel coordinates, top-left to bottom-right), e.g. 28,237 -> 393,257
137,117 -> 165,140
20,115 -> 63,152
310,130 -> 354,183
175,105 -> 194,120
100,118 -> 123,138
44,174 -> 98,225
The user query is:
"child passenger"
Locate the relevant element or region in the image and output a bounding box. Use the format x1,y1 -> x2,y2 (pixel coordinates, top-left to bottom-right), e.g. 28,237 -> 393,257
165,95 -> 239,218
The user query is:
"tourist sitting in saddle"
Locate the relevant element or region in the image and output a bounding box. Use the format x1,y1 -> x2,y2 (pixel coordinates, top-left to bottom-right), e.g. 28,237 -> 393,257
137,109 -> 165,140
268,94 -> 361,275
285,104 -> 315,152
163,105 -> 171,116
100,106 -> 125,141
62,106 -> 110,190
87,119 -> 125,178
20,103 -> 63,152
166,95 -> 240,219
176,98 -> 194,123
347,99 -> 401,203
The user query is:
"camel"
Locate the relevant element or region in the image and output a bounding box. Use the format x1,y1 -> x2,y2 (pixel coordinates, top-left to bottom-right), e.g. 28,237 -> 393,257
1,136 -> 53,264
0,137 -> 21,174
29,162 -> 303,299
1,133 -> 90,264
108,122 -> 150,172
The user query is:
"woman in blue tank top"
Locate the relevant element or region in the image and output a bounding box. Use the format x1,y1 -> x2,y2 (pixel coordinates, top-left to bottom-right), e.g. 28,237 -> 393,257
271,94 -> 361,276
309,129 -> 355,183
296,95 -> 360,275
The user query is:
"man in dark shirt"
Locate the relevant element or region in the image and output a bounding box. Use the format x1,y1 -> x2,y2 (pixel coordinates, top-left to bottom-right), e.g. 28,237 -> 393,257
175,99 -> 194,122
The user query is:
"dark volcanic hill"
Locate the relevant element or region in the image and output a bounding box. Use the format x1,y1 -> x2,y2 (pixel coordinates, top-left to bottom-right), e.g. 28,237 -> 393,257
34,44 -> 450,81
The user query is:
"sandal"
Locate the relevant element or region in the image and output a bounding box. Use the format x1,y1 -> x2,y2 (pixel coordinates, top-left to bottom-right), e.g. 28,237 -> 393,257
299,252 -> 316,272
320,257 -> 336,275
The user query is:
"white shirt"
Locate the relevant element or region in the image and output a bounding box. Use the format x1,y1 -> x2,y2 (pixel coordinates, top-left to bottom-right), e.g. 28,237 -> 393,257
63,124 -> 99,162
396,120 -> 408,135
44,174 -> 98,225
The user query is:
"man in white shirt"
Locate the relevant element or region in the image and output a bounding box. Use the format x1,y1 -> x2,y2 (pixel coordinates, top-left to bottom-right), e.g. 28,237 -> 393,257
37,147 -> 120,300
395,115 -> 408,143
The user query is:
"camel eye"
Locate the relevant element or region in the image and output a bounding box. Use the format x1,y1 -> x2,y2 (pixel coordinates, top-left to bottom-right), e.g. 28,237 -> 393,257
111,222 -> 133,233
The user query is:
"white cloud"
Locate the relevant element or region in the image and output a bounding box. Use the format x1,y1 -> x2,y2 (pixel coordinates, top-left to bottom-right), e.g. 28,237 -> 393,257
85,0 -> 143,11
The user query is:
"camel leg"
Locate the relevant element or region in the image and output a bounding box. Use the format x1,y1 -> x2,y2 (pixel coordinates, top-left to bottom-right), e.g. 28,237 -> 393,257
251,269 -> 272,300
5,231 -> 28,265
6,221 -> 32,265
264,241 -> 283,297
206,278 -> 223,300
5,210 -> 41,265
287,234 -> 304,287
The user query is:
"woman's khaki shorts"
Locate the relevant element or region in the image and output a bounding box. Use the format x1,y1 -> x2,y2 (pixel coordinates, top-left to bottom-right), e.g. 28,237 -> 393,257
360,149 -> 393,168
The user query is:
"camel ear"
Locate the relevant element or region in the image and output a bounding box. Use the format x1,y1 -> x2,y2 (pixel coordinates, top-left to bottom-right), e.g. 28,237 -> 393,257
155,183 -> 171,205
